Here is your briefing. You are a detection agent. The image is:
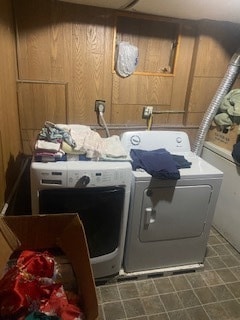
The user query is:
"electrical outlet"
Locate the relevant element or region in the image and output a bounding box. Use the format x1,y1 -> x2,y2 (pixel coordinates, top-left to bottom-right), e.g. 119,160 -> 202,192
142,106 -> 153,119
95,100 -> 105,113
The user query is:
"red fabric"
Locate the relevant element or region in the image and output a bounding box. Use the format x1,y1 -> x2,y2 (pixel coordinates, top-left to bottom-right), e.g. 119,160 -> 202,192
0,250 -> 83,320
0,250 -> 55,318
17,250 -> 55,278
40,285 -> 83,319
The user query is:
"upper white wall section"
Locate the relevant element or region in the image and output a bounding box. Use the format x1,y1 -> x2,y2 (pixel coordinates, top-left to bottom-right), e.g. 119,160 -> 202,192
130,0 -> 240,23
58,0 -> 240,23
58,0 -> 131,9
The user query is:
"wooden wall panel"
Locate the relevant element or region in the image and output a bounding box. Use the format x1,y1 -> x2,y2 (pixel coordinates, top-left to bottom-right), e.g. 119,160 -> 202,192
15,0 -> 74,81
112,21 -> 196,125
188,78 -> 222,113
112,74 -> 173,106
0,0 -> 22,210
69,5 -> 114,124
13,0 -> 240,150
194,21 -> 240,77
115,16 -> 178,74
184,112 -> 205,126
171,23 -> 196,110
15,0 -> 52,80
15,0 -> 114,126
0,131 -> 5,210
186,20 -> 240,128
17,82 -> 67,154
111,104 -> 145,125
111,104 -> 184,125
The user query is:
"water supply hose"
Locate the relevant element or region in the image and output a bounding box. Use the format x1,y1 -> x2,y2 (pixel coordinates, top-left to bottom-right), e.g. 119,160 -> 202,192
192,48 -> 240,156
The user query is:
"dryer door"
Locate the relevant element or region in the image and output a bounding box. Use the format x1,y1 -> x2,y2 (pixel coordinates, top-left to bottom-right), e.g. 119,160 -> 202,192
140,185 -> 212,241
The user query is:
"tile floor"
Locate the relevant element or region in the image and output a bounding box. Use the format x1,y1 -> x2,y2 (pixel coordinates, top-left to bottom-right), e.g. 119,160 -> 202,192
96,228 -> 240,320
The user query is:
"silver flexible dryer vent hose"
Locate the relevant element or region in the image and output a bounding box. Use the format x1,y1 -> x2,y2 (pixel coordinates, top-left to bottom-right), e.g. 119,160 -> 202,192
192,48 -> 240,156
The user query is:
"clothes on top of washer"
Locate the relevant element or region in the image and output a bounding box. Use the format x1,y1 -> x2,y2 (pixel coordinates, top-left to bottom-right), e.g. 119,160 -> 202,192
39,121 -> 76,148
34,122 -> 128,161
61,131 -> 128,159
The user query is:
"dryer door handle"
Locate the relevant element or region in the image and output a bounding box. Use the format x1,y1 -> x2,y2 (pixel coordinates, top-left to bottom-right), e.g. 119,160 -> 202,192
144,207 -> 156,228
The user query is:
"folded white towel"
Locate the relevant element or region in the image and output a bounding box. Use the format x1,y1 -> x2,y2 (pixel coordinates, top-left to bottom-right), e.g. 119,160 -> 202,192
35,140 -> 61,153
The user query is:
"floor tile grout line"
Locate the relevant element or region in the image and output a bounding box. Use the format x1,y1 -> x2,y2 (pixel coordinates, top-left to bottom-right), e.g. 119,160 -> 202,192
98,227 -> 240,320
152,278 -> 172,315
116,283 -> 128,320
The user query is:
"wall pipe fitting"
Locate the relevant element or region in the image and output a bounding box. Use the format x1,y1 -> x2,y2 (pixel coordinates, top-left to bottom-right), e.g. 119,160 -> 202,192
192,48 -> 240,156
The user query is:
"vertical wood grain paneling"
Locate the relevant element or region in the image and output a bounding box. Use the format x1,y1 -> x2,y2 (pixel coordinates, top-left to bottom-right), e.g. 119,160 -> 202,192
194,20 -> 240,78
0,131 -> 5,210
13,0 -> 240,147
69,5 -> 114,124
115,16 -> 178,74
188,77 -> 222,112
112,74 -> 173,106
18,82 -> 67,128
0,0 -> 22,209
170,23 -> 196,110
112,19 -> 196,124
15,0 -> 52,80
17,82 -> 68,154
185,20 -> 240,127
15,0 -> 114,125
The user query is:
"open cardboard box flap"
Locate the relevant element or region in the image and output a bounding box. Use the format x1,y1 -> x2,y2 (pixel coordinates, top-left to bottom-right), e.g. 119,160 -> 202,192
0,213 -> 98,320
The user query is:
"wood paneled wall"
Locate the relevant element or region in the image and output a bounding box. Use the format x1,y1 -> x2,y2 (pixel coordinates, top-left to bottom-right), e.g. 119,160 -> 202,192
186,20 -> 240,126
0,0 -> 22,211
13,0 -> 240,153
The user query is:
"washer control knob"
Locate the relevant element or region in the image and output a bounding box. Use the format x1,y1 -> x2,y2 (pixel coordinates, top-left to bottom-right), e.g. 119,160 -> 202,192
76,175 -> 90,187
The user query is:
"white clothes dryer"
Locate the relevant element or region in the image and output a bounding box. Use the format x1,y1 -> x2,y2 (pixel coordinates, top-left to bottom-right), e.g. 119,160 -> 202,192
121,131 -> 223,274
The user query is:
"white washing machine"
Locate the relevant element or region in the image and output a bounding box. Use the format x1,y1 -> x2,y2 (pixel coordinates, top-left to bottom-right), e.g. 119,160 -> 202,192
121,131 -> 223,274
202,141 -> 240,252
30,160 -> 132,279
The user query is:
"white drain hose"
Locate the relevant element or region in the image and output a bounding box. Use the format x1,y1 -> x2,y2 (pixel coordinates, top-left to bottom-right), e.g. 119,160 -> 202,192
193,48 -> 240,156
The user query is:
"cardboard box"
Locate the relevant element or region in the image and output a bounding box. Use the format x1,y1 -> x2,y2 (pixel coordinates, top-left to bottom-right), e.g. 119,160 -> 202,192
0,213 -> 98,320
206,125 -> 239,151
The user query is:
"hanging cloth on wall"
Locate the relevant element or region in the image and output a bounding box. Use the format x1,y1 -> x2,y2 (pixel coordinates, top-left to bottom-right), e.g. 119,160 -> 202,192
115,41 -> 139,77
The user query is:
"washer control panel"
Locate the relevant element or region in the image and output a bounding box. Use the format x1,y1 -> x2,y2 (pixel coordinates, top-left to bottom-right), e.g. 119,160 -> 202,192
32,161 -> 132,189
68,169 -> 128,187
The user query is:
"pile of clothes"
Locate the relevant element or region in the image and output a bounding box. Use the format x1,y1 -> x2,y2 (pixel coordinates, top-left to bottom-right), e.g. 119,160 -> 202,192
0,250 -> 84,320
130,148 -> 192,180
213,89 -> 240,130
212,89 -> 240,163
34,121 -> 128,162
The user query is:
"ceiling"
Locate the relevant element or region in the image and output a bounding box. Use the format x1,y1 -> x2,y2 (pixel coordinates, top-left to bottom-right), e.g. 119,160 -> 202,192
59,0 -> 240,23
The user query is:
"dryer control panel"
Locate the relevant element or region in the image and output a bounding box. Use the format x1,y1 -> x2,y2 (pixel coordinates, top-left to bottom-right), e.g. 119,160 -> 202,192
121,131 -> 191,153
